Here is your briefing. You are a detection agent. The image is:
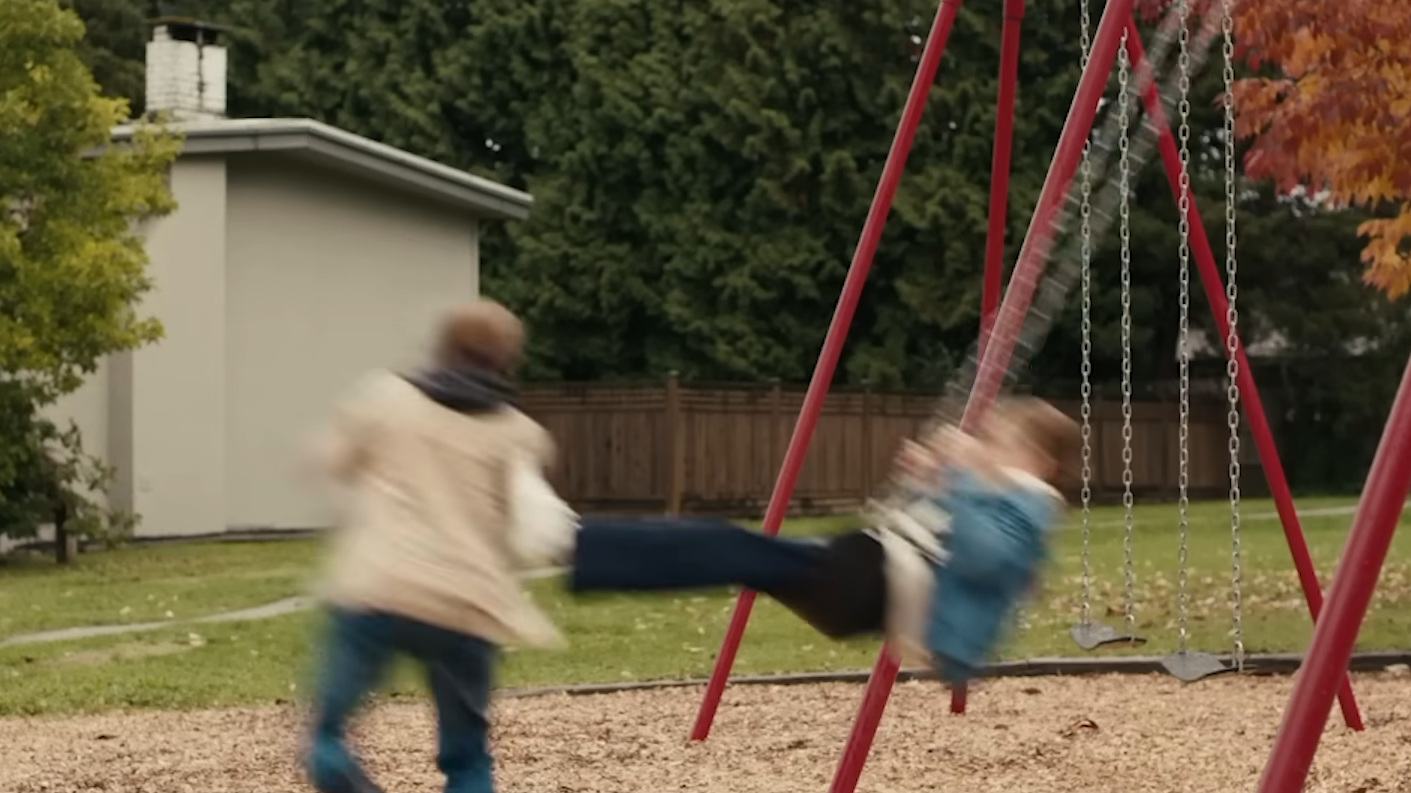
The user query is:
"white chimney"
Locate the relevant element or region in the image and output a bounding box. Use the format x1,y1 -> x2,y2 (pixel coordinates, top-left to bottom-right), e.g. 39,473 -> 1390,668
144,19 -> 227,121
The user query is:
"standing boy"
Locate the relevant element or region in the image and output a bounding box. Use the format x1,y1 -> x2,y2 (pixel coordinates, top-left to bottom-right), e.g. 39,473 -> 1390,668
306,299 -> 556,793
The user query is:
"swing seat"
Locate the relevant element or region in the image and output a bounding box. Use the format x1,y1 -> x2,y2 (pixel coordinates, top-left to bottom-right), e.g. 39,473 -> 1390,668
1069,621 -> 1146,651
1159,650 -> 1238,682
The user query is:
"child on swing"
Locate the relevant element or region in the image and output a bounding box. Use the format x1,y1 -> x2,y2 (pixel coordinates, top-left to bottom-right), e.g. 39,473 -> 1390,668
303,290 -> 1072,793
569,397 -> 1079,684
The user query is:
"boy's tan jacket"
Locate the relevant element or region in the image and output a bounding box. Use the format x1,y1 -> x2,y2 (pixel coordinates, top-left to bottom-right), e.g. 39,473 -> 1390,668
310,370 -> 563,648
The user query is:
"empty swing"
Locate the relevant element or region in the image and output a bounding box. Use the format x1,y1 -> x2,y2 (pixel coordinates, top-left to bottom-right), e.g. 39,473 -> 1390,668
1070,22 -> 1144,651
1160,0 -> 1247,682
1069,1 -> 1249,674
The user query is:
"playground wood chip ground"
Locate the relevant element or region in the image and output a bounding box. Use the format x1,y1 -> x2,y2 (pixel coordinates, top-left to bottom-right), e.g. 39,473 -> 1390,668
3,672 -> 1409,792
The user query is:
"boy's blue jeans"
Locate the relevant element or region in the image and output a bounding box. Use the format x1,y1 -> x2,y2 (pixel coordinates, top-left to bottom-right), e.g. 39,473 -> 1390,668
308,608 -> 498,793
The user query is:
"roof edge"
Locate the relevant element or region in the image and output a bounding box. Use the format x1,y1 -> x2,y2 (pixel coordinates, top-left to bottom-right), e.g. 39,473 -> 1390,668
110,118 -> 532,221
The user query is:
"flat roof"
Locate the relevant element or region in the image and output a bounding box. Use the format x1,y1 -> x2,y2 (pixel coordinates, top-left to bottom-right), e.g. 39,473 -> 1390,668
110,117 -> 532,220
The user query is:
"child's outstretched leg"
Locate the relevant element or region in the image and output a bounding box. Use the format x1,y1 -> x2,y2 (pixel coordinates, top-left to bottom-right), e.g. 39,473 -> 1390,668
307,610 -> 396,793
570,517 -> 891,640
570,516 -> 825,594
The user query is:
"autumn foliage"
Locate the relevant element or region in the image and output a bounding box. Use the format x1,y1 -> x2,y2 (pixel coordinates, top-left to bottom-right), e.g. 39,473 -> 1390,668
1136,0 -> 1411,298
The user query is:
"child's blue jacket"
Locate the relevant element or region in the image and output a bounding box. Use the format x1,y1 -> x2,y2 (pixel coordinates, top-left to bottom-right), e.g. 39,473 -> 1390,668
924,468 -> 1063,684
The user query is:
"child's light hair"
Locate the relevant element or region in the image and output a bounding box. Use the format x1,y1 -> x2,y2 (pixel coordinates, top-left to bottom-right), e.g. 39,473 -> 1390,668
995,397 -> 1082,486
435,299 -> 525,372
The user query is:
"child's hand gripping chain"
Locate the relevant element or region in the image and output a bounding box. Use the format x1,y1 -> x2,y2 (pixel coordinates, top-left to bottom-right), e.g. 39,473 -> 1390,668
871,425 -> 977,563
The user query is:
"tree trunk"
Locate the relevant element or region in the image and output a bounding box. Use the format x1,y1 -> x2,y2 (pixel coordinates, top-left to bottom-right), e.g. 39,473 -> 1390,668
53,501 -> 75,565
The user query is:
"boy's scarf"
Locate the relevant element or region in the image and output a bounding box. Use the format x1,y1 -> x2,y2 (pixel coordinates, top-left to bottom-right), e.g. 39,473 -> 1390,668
404,366 -> 517,413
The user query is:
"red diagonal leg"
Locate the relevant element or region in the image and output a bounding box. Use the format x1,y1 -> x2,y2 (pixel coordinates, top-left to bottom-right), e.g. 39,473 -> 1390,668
828,1 -> 1139,789
690,0 -> 967,742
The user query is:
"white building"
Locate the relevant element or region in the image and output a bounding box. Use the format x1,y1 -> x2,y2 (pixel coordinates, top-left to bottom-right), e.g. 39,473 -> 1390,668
46,18 -> 532,539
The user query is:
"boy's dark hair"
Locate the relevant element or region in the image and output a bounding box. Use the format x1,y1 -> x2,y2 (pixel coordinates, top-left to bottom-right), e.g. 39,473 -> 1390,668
1004,397 -> 1082,486
434,299 -> 525,372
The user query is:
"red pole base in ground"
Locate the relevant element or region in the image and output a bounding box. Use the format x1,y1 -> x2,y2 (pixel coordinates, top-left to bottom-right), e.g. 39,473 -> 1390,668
1125,24 -> 1364,732
1256,355 -> 1411,793
962,0 -> 1028,717
827,1 -> 1138,790
689,0 -> 965,743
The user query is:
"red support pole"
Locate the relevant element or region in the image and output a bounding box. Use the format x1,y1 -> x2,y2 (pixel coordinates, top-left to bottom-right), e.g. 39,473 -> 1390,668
689,0 -> 966,742
1256,356 -> 1411,793
1126,26 -> 1365,732
957,0 -> 1027,716
956,0 -> 1133,422
979,0 -> 1027,349
827,2 -> 1136,789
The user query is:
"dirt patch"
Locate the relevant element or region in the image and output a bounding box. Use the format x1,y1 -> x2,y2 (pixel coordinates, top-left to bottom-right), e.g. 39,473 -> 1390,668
2,673 -> 1409,792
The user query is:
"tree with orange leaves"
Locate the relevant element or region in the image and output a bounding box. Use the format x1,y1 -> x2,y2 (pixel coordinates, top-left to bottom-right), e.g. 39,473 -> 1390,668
1234,0 -> 1411,298
1138,0 -> 1411,298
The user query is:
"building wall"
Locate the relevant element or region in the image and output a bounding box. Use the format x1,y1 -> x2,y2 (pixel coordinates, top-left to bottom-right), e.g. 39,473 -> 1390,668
41,361 -> 111,507
121,156 -> 230,537
30,161 -> 230,542
223,155 -> 479,532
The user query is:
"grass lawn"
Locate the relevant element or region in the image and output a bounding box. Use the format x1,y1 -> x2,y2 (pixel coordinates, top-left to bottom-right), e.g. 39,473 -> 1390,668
0,540 -> 324,641
1,496 -> 1408,717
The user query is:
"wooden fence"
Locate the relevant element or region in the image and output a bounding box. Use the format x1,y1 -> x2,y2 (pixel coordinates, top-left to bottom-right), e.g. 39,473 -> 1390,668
519,377 -> 1257,516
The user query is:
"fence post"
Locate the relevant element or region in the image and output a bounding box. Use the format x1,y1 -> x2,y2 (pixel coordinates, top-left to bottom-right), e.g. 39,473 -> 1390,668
1093,394 -> 1108,501
769,378 -> 783,481
666,372 -> 685,515
1158,389 -> 1172,500
861,381 -> 874,502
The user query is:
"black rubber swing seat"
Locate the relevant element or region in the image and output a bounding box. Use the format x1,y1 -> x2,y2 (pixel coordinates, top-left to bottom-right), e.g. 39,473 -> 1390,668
1069,621 -> 1147,651
1159,650 -> 1242,682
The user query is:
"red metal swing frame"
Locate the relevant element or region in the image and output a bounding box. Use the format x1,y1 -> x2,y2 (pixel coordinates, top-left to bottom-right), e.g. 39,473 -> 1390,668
688,0 -> 1411,791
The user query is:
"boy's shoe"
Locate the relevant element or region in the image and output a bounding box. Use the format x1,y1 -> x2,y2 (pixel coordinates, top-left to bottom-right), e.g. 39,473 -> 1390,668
304,740 -> 387,793
310,763 -> 386,793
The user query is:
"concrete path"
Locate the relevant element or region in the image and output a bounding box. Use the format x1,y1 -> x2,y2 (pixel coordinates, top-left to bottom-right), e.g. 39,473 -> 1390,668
0,567 -> 567,649
1084,501 -> 1367,528
1,500 -> 1396,649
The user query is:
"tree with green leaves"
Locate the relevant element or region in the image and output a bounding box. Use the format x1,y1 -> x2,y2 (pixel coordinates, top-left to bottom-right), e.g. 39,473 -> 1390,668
65,1 -> 1287,386
0,0 -> 180,556
62,0 -> 1411,493
58,0 -> 153,106
1226,189 -> 1411,491
449,0 -> 1099,387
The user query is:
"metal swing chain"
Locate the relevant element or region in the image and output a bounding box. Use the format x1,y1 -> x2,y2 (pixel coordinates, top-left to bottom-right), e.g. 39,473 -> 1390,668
1174,0 -> 1194,656
1117,28 -> 1138,638
1049,6 -> 1222,287
1222,0 -> 1246,671
961,1 -> 1215,409
889,5 -> 1222,467
863,3 -> 1223,531
1077,0 -> 1096,631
